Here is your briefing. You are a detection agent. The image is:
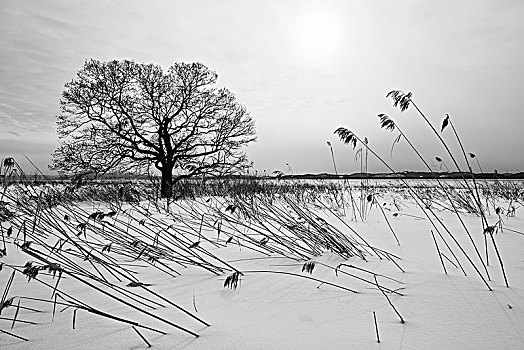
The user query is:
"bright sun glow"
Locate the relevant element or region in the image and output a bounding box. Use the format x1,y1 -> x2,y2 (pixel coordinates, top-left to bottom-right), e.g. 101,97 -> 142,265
294,9 -> 343,64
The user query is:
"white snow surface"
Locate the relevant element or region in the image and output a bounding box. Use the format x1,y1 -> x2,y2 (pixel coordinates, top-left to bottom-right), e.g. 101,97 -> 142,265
1,187 -> 524,350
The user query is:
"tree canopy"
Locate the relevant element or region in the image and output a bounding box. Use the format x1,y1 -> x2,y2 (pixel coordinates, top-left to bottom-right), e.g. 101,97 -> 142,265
51,59 -> 256,197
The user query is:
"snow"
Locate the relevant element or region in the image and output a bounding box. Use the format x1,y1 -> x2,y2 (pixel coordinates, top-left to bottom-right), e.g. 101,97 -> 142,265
1,182 -> 524,349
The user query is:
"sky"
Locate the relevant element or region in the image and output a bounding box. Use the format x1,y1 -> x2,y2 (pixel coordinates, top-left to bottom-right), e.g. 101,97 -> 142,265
1,0 -> 524,175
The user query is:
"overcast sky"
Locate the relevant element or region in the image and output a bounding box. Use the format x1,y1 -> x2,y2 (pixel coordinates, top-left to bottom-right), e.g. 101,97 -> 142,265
1,0 -> 524,175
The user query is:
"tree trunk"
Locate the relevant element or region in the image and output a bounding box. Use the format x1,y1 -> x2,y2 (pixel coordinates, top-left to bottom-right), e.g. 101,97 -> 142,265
160,167 -> 173,198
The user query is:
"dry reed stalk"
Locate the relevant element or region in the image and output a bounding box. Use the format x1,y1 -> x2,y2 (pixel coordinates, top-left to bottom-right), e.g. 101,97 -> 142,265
389,92 -> 483,215
377,115 -> 489,276
132,326 -> 152,347
445,116 -> 488,225
0,328 -> 29,342
335,128 -> 492,290
338,264 -> 405,284
374,275 -> 404,323
431,230 -> 447,274
240,270 -> 359,293
0,316 -> 36,325
326,142 -> 347,217
20,295 -> 167,335
440,253 -> 458,268
192,294 -> 198,313
20,246 -> 201,337
433,229 -> 465,275
373,311 -> 380,343
382,97 -> 491,277
374,197 -> 400,245
10,299 -> 20,329
485,225 -> 509,287
137,284 -> 210,327
0,226 -> 6,257
1,270 -> 15,315
311,262 -> 404,296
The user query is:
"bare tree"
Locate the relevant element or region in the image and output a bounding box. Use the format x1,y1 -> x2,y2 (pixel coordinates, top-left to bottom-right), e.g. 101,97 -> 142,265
50,59 -> 256,197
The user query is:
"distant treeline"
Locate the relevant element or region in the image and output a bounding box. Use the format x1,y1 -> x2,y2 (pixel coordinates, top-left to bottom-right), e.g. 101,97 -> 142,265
281,171 -> 524,180
2,171 -> 524,182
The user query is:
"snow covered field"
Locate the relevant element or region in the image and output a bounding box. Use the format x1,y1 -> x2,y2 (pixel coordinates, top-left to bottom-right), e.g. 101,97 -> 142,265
1,180 -> 523,349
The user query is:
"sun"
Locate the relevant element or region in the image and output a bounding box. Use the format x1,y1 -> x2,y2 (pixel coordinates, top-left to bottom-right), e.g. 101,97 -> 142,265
293,9 -> 343,64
